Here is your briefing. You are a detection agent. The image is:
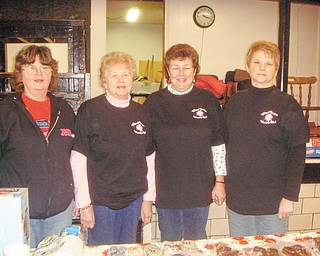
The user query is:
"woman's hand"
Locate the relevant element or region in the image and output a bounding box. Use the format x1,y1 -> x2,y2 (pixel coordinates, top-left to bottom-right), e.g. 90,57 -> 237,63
278,198 -> 294,219
141,200 -> 153,225
212,182 -> 226,206
73,202 -> 79,218
80,205 -> 95,229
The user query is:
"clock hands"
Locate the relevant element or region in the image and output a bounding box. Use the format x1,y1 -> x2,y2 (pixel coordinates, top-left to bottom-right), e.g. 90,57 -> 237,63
198,13 -> 213,20
202,15 -> 213,20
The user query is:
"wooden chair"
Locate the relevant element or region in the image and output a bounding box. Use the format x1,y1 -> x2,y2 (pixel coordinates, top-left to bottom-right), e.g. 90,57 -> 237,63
288,76 -> 319,121
223,69 -> 251,107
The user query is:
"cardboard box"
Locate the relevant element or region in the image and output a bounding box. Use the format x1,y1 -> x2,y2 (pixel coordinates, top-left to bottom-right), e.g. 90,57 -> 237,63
306,138 -> 320,158
310,137 -> 320,147
0,188 -> 30,256
306,147 -> 320,158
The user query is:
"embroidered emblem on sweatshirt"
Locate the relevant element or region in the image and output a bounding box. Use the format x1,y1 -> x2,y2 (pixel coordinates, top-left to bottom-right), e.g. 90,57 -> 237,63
60,128 -> 75,137
131,121 -> 146,134
260,110 -> 278,124
192,108 -> 208,119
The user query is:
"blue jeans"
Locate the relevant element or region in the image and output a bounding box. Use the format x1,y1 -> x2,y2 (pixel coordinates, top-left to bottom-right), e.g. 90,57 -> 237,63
88,196 -> 143,246
227,208 -> 289,237
30,200 -> 73,248
157,206 -> 209,241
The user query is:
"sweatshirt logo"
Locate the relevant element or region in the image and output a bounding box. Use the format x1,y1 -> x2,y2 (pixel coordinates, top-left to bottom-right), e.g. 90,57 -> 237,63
260,110 -> 278,124
131,121 -> 146,134
60,128 -> 75,137
192,108 -> 208,119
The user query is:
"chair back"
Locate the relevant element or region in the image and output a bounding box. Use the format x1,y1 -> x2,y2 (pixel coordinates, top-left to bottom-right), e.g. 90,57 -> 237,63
288,76 -> 319,121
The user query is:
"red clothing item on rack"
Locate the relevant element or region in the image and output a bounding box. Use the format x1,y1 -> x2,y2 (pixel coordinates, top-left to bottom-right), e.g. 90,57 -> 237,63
194,75 -> 226,99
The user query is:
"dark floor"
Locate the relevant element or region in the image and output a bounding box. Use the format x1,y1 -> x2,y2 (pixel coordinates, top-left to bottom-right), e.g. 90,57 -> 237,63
303,163 -> 320,183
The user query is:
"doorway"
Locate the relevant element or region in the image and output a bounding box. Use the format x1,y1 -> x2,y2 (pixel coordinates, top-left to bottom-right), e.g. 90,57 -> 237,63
106,0 -> 164,86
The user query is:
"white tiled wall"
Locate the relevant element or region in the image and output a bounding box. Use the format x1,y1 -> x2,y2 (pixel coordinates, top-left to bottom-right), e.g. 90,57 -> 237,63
143,183 -> 320,243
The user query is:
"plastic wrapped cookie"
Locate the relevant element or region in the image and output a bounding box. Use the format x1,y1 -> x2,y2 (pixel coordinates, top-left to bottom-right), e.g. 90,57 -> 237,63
108,245 -> 126,256
125,245 -> 145,255
142,243 -> 162,256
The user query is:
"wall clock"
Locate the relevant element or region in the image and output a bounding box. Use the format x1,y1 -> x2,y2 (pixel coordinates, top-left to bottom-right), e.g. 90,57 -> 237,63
193,5 -> 215,29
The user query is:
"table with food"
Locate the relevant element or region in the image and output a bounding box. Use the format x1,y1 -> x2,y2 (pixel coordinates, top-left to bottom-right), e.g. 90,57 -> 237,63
29,225 -> 320,256
80,231 -> 320,256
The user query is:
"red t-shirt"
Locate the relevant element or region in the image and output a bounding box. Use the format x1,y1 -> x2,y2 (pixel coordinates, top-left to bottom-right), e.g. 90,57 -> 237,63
22,93 -> 51,138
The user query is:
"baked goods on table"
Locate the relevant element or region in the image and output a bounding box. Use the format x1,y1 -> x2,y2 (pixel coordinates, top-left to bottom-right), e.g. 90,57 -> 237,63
313,237 -> 320,252
81,232 -> 320,256
252,246 -> 280,256
216,244 -> 240,255
282,244 -> 312,256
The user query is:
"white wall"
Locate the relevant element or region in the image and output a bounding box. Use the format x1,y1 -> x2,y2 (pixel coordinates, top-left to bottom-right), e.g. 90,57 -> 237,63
91,0 -> 107,98
289,4 -> 319,77
106,23 -> 163,65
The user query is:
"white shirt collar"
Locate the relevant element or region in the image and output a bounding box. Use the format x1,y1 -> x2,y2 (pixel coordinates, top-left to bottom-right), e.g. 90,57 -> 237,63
167,84 -> 193,95
105,93 -> 130,108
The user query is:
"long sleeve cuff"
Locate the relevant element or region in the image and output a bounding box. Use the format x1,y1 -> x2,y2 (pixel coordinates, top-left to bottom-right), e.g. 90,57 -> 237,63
212,144 -> 227,176
143,152 -> 156,202
284,143 -> 306,201
70,150 -> 91,208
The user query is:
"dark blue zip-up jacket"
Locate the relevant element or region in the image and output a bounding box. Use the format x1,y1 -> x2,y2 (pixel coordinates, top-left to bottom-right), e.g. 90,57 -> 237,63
0,92 -> 75,219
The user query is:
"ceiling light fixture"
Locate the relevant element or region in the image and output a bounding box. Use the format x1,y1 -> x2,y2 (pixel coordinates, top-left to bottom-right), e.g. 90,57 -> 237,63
126,6 -> 140,22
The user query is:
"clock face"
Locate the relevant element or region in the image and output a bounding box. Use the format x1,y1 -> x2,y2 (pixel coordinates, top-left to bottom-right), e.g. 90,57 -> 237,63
193,5 -> 215,29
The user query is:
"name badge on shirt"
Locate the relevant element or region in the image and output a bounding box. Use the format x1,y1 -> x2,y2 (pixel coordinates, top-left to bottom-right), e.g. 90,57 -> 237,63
36,119 -> 50,129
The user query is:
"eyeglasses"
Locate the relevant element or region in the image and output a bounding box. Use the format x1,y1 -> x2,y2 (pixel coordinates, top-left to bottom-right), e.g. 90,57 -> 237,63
22,65 -> 52,75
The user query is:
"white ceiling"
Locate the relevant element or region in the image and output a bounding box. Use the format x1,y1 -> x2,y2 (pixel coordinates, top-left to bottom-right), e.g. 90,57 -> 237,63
107,0 -> 164,24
